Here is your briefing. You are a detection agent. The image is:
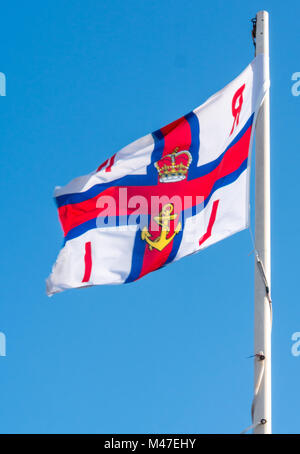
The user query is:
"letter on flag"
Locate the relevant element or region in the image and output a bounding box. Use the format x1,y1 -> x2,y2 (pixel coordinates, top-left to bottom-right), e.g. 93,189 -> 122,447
47,55 -> 268,295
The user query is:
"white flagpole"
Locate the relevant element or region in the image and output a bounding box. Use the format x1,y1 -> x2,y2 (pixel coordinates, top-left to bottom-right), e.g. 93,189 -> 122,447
253,10 -> 272,434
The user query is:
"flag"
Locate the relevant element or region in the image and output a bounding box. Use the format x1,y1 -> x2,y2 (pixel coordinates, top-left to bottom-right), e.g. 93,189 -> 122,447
47,55 -> 267,295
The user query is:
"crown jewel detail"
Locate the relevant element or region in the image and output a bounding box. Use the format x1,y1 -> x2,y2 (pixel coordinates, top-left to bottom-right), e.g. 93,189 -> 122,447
154,147 -> 192,183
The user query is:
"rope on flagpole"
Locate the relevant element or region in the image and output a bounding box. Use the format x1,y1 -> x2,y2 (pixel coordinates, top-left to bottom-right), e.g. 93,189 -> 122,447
248,226 -> 273,327
241,352 -> 266,434
239,227 -> 273,433
251,17 -> 257,49
241,419 -> 267,434
251,352 -> 266,420
255,253 -> 273,326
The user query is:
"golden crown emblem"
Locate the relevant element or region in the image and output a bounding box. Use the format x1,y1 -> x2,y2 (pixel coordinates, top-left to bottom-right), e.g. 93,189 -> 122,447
154,147 -> 192,183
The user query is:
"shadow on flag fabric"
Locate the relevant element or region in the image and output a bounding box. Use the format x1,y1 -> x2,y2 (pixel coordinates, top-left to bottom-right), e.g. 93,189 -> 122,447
47,55 -> 268,295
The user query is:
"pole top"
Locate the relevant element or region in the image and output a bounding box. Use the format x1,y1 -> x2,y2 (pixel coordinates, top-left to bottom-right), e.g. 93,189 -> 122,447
253,10 -> 269,59
256,10 -> 269,22
256,10 -> 269,15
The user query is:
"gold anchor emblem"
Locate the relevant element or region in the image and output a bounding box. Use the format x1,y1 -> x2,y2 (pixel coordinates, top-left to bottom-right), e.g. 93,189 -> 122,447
141,203 -> 182,251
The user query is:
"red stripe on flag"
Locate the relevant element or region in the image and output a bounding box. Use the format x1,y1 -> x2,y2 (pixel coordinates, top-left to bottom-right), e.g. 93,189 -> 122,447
138,216 -> 180,279
97,158 -> 109,172
199,200 -> 219,246
105,154 -> 116,172
161,117 -> 192,155
137,117 -> 192,278
96,153 -> 116,173
82,241 -> 92,282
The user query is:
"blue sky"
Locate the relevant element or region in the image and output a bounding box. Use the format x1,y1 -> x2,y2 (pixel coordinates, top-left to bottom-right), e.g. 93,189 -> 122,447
0,0 -> 299,434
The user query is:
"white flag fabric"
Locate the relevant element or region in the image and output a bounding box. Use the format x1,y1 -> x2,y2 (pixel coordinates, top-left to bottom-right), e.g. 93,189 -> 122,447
47,55 -> 268,295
